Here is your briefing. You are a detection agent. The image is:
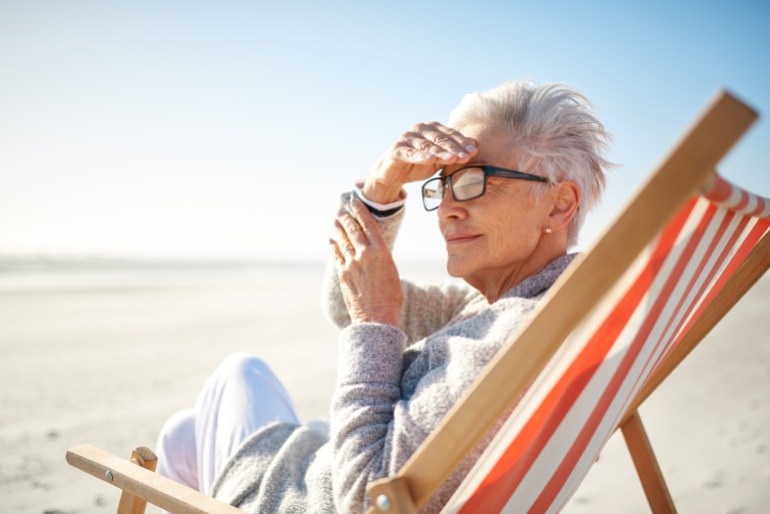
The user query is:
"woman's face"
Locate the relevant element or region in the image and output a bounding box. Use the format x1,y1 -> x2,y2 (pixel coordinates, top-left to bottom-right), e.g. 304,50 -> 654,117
437,123 -> 555,291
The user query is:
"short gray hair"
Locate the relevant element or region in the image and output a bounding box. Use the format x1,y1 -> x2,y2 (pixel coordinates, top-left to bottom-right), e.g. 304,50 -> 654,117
447,80 -> 614,247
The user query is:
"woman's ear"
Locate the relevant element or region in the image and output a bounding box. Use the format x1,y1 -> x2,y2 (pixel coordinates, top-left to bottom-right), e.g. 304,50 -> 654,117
547,181 -> 580,231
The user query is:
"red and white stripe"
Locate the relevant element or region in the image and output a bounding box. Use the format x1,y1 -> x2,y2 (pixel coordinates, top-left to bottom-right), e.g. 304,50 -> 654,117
442,175 -> 770,513
704,174 -> 770,218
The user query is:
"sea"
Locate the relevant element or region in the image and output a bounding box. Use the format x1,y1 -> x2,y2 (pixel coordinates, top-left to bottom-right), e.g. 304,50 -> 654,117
0,256 -> 328,292
0,255 -> 450,293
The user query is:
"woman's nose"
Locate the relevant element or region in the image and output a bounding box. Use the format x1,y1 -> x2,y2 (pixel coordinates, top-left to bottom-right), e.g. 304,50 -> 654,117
437,188 -> 467,220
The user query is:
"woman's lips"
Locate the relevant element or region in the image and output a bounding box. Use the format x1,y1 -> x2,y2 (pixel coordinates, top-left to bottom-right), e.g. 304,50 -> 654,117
445,233 -> 481,245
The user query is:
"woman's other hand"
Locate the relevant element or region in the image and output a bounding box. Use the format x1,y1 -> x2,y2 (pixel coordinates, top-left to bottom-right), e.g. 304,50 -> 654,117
331,198 -> 403,327
363,122 -> 479,204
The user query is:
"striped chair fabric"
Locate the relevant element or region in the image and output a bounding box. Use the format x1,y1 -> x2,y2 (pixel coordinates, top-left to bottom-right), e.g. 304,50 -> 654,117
442,175 -> 770,513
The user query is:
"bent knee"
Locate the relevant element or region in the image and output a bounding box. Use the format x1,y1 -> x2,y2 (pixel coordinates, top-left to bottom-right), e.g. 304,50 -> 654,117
215,352 -> 269,379
215,352 -> 273,379
157,408 -> 196,451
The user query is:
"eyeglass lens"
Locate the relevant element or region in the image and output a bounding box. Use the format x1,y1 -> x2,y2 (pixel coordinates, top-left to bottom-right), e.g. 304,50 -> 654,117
422,167 -> 486,210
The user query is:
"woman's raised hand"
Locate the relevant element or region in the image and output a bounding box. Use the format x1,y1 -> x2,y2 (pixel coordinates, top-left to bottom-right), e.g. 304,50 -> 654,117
363,122 -> 479,204
331,198 -> 404,327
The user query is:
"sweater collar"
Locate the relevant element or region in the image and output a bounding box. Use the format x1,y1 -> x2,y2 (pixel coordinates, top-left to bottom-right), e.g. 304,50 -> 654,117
498,253 -> 578,302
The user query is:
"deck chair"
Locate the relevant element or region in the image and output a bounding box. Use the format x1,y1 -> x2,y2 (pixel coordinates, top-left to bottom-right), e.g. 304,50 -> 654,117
67,89 -> 768,514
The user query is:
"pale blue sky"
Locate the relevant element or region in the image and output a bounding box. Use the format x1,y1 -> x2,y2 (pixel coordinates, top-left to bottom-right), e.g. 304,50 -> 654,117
1,0 -> 768,265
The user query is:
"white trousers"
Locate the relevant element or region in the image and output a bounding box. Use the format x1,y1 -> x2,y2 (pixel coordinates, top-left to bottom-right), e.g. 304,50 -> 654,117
155,353 -> 300,495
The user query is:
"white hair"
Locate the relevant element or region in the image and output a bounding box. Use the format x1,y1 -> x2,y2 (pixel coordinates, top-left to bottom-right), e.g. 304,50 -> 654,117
447,80 -> 614,247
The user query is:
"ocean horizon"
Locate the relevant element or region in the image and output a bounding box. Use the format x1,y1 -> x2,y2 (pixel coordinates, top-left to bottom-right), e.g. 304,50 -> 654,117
0,255 -> 328,292
0,255 -> 450,292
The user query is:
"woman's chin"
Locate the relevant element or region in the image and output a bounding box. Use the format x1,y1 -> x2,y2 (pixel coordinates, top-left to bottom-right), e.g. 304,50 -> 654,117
445,255 -> 472,279
447,266 -> 462,278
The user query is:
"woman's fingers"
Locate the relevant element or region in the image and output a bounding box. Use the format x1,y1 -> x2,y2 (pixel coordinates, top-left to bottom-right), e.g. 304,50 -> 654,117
365,121 -> 479,196
333,198 -> 386,256
389,123 -> 478,179
335,209 -> 365,249
391,141 -> 440,164
330,237 -> 344,260
332,219 -> 355,264
401,122 -> 478,162
349,198 -> 387,246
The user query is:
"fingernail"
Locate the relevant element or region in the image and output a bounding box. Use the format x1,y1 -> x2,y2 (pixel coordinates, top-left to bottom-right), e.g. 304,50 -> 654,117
466,144 -> 477,152
458,151 -> 469,159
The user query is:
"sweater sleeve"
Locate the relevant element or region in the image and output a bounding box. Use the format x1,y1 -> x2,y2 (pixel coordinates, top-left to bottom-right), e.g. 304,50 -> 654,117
329,319 -> 502,514
330,322 -> 407,512
398,280 -> 479,344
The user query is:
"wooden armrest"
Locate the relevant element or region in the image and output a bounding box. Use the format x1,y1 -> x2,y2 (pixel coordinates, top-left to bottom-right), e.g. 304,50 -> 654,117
66,445 -> 243,514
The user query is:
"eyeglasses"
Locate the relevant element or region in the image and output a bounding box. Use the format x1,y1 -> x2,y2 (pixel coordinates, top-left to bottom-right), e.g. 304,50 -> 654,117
421,165 -> 551,211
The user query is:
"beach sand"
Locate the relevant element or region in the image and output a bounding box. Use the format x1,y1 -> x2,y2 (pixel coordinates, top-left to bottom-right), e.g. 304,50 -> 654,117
1,263 -> 768,513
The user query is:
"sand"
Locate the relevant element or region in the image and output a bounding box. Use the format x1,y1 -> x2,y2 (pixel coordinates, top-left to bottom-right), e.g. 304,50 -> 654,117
1,263 -> 769,513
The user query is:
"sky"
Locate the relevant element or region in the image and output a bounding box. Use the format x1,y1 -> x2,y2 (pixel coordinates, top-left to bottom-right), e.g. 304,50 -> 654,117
1,0 -> 768,266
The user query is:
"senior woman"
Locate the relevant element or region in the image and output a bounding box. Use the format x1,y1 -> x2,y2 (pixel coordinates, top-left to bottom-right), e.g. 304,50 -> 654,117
155,79 -> 613,513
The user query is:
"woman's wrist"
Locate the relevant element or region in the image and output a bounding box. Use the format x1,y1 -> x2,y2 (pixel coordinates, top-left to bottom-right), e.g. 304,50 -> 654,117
354,180 -> 406,217
362,177 -> 404,205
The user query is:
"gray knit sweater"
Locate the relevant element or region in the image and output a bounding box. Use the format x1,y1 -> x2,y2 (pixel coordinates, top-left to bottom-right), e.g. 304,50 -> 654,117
212,198 -> 576,513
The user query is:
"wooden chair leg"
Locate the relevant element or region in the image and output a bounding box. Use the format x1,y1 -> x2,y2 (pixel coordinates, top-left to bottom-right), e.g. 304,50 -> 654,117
117,447 -> 158,514
620,411 -> 677,514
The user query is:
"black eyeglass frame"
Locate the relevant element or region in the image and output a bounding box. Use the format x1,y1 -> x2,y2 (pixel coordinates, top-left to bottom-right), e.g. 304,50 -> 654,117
421,165 -> 551,211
